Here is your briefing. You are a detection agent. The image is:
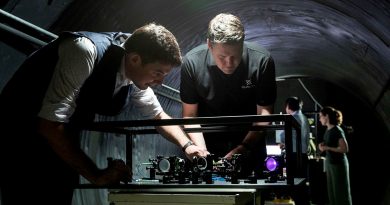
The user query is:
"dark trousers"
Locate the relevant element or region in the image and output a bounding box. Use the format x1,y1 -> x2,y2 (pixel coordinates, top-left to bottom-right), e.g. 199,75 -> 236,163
289,153 -> 310,205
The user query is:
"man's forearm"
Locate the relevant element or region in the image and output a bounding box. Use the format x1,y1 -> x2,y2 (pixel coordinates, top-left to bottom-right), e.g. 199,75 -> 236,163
185,124 -> 207,150
241,131 -> 264,149
38,119 -> 101,183
155,112 -> 191,148
156,125 -> 190,148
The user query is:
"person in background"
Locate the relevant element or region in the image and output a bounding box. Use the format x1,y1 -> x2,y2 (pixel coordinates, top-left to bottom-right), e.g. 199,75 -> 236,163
318,106 -> 352,205
278,96 -> 311,205
278,96 -> 311,178
180,13 -> 276,177
0,23 -> 206,205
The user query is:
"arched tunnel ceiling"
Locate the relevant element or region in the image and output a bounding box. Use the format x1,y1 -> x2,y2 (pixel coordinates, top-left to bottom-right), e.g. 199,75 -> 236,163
1,0 -> 390,204
47,0 -> 390,129
1,0 -> 389,124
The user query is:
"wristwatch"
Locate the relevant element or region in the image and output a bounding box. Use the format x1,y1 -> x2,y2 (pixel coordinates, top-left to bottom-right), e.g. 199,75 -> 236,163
182,140 -> 195,152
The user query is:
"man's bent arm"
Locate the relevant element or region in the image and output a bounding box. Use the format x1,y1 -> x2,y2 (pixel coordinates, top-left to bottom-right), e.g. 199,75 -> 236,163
154,111 -> 208,157
182,102 -> 208,151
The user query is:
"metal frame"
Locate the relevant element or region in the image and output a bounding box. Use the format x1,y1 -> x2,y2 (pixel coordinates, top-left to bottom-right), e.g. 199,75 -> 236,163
83,114 -> 302,186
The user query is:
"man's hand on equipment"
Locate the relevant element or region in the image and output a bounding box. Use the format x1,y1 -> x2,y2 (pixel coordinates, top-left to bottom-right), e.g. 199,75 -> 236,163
184,144 -> 209,160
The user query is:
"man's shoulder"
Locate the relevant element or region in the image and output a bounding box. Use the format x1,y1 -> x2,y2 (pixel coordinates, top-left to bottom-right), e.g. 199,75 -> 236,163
59,31 -> 129,45
185,44 -> 208,57
244,41 -> 271,58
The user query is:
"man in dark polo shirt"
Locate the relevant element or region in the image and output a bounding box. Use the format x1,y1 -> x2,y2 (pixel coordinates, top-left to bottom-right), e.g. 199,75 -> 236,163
180,13 -> 276,177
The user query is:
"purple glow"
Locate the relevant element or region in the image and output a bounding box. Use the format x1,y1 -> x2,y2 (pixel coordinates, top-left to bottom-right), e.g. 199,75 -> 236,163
265,157 -> 278,171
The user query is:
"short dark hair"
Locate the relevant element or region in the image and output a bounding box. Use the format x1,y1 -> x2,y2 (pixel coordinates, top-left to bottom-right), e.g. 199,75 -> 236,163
285,96 -> 302,111
123,23 -> 182,67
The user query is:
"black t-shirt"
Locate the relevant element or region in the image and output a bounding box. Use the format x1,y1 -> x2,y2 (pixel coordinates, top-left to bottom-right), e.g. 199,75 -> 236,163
180,42 -> 276,164
180,42 -> 276,117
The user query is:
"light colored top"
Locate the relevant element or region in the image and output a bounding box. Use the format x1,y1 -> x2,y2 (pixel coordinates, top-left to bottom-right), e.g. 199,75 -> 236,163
279,110 -> 310,153
38,36 -> 162,123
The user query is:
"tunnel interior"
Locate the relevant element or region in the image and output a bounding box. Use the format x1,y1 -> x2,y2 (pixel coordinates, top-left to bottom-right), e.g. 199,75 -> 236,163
0,1 -> 389,205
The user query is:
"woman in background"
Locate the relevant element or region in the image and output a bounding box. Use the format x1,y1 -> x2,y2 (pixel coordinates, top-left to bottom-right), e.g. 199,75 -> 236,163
318,106 -> 352,205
